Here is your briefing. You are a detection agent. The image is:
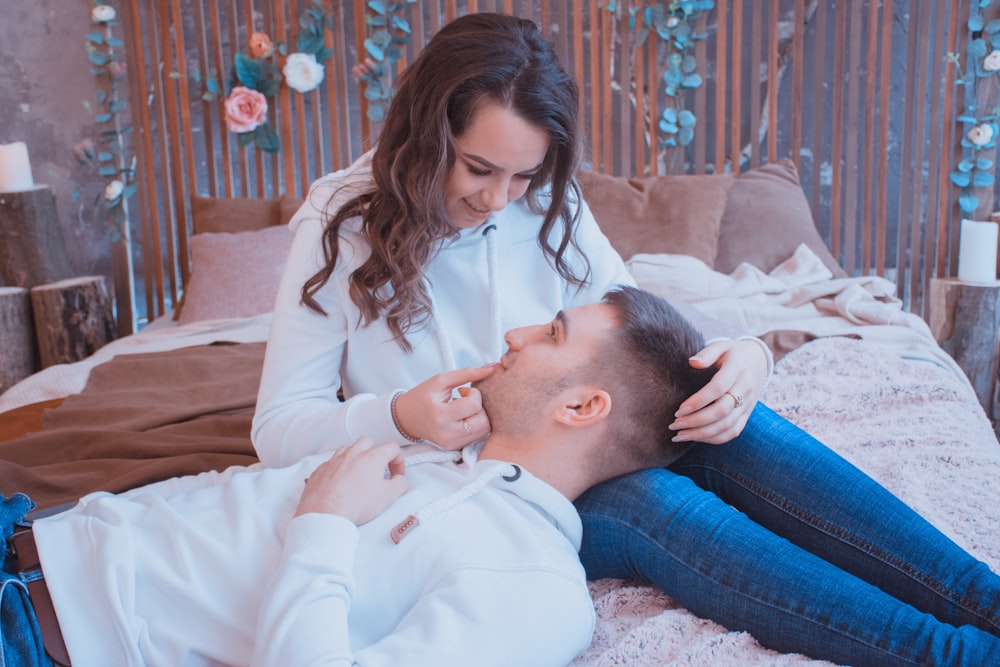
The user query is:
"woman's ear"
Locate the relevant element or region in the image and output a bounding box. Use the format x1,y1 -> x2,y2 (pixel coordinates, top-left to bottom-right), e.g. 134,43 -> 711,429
554,388 -> 611,428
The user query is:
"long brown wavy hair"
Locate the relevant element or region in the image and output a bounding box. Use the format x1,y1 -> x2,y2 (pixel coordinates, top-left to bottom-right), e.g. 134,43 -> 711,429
301,12 -> 589,351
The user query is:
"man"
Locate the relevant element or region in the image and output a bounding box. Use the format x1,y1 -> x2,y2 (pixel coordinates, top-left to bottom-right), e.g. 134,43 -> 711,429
3,286 -> 711,667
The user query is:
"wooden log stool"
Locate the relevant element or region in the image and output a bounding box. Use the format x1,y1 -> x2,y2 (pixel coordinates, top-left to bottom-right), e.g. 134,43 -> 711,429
929,277 -> 1000,436
0,186 -> 72,288
0,286 -> 39,391
30,276 -> 116,368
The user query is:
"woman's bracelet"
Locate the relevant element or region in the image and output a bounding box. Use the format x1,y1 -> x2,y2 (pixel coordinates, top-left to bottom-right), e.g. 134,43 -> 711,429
390,390 -> 423,443
737,335 -> 775,389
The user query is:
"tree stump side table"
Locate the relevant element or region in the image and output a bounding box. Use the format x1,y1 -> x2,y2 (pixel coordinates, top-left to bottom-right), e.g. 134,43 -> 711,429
929,277 -> 1000,438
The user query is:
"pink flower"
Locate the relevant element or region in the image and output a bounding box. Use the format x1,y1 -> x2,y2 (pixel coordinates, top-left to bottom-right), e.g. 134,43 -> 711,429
224,86 -> 268,133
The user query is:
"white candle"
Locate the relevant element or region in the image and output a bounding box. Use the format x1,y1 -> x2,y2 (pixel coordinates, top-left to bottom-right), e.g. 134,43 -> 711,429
958,218 -> 999,283
0,142 -> 35,192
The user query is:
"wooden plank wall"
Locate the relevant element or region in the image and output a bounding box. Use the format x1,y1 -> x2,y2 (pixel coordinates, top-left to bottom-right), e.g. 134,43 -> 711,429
120,0 -> 967,327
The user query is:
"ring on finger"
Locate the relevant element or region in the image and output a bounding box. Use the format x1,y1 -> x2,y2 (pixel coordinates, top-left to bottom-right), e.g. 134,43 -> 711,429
462,418 -> 472,435
725,391 -> 744,409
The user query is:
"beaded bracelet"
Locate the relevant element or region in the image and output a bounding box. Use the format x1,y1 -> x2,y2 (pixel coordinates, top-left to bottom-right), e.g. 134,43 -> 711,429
390,390 -> 423,443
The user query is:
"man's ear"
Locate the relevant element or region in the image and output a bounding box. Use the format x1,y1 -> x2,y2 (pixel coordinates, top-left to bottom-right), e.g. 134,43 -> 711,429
554,387 -> 611,427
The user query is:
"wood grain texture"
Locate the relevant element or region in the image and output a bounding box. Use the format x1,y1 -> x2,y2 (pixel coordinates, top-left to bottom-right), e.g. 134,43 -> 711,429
30,276 -> 116,369
929,277 -> 1000,423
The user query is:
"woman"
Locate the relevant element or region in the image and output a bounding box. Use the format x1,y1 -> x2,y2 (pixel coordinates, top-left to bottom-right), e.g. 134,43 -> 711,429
253,12 -> 1000,666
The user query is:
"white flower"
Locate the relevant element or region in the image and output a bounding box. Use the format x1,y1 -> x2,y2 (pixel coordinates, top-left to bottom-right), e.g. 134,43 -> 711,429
283,53 -> 325,93
985,50 -> 1000,72
91,4 -> 116,22
104,179 -> 124,201
666,17 -> 680,28
968,123 -> 995,147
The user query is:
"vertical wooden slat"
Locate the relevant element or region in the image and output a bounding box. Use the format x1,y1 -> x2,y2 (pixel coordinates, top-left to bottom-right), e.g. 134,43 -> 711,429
939,0 -> 964,280
908,2 -> 932,309
601,4 -> 613,172
589,0 -> 601,170
842,0 -> 863,273
572,0 -> 585,164
875,0 -> 894,276
714,0 -> 728,172
791,0 -> 804,169
632,8 -> 645,179
691,11 -> 708,173
729,0 -> 743,171
830,4 -> 847,266
896,1 -> 921,296
749,1 -> 762,167
860,0 -> 879,272
207,0 -> 235,198
810,0 -> 827,223
922,0 -> 950,295
618,9 -> 632,176
123,1 -> 166,318
767,0 -> 779,162
647,24 -> 658,176
158,0 -> 188,287
355,1 -> 371,147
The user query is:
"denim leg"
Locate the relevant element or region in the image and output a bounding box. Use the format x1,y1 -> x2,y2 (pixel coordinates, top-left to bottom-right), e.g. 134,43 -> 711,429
576,468 -> 1000,667
1,493 -> 53,667
670,404 -> 1000,635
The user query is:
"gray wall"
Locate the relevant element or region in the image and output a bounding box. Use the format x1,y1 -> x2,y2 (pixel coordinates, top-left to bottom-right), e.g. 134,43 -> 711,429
0,1 -> 116,296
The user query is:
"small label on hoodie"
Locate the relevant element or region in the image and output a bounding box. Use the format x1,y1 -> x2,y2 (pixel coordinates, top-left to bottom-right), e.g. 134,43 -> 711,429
391,515 -> 420,544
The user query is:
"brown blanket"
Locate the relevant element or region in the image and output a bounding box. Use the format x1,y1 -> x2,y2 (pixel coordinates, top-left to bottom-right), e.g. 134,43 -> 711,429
0,342 -> 264,510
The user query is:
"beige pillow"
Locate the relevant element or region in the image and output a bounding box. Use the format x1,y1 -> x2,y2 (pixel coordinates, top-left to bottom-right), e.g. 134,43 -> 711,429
177,226 -> 294,324
714,159 -> 846,277
576,169 -> 734,266
190,196 -> 282,235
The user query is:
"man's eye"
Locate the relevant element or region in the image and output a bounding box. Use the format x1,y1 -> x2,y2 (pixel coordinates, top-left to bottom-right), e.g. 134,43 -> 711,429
547,325 -> 557,340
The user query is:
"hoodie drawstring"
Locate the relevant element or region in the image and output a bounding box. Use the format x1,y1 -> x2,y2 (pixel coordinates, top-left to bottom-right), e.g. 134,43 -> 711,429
390,454 -> 520,544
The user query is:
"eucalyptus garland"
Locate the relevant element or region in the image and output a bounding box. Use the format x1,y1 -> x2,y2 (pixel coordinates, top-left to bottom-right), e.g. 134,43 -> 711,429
950,0 -> 1000,214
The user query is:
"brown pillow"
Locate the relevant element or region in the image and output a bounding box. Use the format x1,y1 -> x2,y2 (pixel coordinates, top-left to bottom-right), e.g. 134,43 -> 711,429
190,195 -> 282,235
576,169 -> 734,266
714,159 -> 846,277
278,194 -> 306,226
177,226 -> 295,324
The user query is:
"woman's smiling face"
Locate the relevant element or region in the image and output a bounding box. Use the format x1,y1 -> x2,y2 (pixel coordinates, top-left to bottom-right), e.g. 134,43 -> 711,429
444,101 -> 551,228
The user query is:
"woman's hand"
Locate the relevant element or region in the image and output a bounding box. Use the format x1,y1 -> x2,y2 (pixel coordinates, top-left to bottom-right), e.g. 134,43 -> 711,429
296,437 -> 407,525
668,338 -> 770,444
394,365 -> 496,450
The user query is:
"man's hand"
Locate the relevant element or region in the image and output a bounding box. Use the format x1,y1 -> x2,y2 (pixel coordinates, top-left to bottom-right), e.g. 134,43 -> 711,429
295,437 -> 408,525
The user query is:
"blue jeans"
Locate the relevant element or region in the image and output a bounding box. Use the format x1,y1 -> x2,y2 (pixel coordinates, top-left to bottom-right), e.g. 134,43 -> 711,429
576,404 -> 1000,666
0,494 -> 53,667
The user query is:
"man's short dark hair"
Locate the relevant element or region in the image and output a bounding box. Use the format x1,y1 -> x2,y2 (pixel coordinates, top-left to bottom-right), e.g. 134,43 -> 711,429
592,286 -> 715,473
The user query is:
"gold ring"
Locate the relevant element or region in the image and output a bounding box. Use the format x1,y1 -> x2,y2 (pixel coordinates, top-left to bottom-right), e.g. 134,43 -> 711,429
726,391 -> 744,409
463,419 -> 472,435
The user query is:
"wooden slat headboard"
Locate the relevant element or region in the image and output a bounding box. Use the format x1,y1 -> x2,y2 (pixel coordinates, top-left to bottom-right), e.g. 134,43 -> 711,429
119,0 -> 968,330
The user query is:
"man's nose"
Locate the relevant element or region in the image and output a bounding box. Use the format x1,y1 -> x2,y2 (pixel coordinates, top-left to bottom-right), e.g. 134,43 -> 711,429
504,324 -> 543,350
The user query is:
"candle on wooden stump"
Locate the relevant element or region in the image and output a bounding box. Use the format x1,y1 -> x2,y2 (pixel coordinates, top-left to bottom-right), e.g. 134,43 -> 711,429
0,142 -> 35,192
958,218 -> 999,283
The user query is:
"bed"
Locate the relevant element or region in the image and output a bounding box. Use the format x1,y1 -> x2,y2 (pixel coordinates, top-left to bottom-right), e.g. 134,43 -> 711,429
2,156 -> 997,666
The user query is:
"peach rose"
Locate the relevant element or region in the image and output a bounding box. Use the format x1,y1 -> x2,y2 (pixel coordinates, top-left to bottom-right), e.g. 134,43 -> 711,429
224,86 -> 268,133
985,49 -> 1000,73
248,32 -> 275,59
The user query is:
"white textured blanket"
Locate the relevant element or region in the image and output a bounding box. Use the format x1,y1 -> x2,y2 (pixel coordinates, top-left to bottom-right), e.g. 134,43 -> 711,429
572,251 -> 998,666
